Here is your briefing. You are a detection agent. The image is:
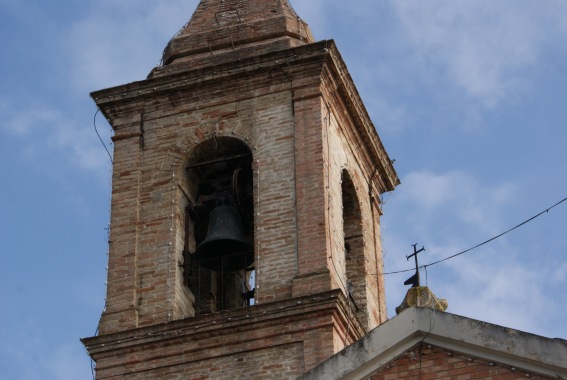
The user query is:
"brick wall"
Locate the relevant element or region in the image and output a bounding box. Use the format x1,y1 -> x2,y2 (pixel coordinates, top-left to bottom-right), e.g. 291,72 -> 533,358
83,290 -> 364,379
366,345 -> 554,380
142,343 -> 304,380
162,0 -> 314,65
318,86 -> 388,331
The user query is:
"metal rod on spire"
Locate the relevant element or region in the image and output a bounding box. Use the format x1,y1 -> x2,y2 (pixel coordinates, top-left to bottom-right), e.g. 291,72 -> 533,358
403,243 -> 425,288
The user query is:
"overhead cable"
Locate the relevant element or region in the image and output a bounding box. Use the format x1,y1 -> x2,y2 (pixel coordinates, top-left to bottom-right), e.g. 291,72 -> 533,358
94,108 -> 113,164
380,195 -> 567,276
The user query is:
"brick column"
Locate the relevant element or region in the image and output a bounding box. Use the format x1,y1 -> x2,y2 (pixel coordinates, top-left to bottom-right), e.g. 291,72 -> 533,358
292,96 -> 332,297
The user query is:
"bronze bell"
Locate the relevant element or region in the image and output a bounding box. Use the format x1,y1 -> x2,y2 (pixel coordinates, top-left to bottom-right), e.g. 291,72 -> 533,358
194,205 -> 253,271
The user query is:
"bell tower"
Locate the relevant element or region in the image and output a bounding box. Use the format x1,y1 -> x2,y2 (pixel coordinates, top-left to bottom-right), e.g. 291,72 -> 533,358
82,1 -> 399,379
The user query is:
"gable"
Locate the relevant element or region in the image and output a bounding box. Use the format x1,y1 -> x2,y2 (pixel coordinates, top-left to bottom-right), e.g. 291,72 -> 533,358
299,307 -> 567,380
365,344 -> 554,380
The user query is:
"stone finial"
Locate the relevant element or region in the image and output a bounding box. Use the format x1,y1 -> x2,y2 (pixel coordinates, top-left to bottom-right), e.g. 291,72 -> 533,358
395,286 -> 448,314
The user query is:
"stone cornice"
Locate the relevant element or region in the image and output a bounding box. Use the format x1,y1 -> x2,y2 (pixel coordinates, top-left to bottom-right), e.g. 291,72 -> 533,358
91,40 -> 398,193
82,290 -> 361,363
321,42 -> 399,192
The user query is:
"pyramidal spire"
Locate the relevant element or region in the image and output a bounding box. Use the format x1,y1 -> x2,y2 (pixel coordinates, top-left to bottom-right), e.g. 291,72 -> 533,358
161,0 -> 314,66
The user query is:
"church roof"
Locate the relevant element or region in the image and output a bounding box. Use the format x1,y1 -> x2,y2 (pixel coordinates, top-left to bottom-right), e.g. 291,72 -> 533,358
161,0 -> 314,65
299,307 -> 567,380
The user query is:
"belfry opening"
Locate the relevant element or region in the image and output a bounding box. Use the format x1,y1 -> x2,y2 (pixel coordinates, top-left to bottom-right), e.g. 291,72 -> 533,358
341,169 -> 367,327
183,137 -> 254,314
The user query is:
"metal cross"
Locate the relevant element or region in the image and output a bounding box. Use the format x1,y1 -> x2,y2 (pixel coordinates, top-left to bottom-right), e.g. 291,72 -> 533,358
403,243 -> 425,288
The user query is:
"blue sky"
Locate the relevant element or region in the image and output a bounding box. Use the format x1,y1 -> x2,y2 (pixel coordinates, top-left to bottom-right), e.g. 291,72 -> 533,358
1,1 -> 566,378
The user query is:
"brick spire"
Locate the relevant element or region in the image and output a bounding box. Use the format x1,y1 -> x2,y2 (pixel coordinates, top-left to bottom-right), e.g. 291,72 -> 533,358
161,0 -> 314,65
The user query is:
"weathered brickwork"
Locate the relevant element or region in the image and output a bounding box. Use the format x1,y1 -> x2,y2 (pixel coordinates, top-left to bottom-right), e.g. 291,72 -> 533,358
83,290 -> 364,379
366,345 -> 555,380
83,1 -> 398,378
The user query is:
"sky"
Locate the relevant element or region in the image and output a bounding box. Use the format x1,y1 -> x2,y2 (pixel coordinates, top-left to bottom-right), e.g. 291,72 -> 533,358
0,1 -> 566,379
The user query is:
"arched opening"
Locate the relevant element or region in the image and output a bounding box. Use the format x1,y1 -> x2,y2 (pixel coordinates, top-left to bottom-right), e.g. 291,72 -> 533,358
183,137 -> 255,314
341,169 -> 367,325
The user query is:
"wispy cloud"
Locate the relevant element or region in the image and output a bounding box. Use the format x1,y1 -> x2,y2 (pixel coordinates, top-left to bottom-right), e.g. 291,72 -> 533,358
66,0 -> 196,92
393,170 -> 517,237
390,0 -> 567,108
552,261 -> 567,284
382,170 -> 518,286
423,244 -> 556,336
0,103 -> 58,136
0,100 -> 112,176
1,1 -> 198,178
382,169 -> 563,336
294,0 -> 567,132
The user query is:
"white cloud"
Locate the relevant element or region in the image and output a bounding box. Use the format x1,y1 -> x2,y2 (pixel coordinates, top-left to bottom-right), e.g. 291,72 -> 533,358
1,1 -> 199,189
397,170 -> 517,235
293,0 -> 567,132
382,169 -> 519,284
438,244 -> 558,335
1,2 -> 200,179
390,0 -> 567,108
0,105 -> 58,136
1,101 -> 112,176
382,169 -> 562,336
365,94 -> 412,135
66,0 -> 197,92
552,261 -> 567,284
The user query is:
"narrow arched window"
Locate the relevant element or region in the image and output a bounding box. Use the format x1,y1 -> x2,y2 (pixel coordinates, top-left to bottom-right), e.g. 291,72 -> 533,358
341,170 -> 367,326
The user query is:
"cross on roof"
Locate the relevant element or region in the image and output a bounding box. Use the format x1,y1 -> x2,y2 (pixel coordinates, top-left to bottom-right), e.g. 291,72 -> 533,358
403,244 -> 425,288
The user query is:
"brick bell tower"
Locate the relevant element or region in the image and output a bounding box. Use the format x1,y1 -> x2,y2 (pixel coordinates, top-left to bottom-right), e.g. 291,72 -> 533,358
82,1 -> 399,378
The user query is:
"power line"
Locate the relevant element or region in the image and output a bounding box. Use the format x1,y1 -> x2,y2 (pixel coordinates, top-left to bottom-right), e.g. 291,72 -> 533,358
380,196 -> 567,276
93,108 -> 113,164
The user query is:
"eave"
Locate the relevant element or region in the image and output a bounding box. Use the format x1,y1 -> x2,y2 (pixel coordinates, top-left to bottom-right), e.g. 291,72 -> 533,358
90,39 -> 399,193
300,307 -> 567,380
